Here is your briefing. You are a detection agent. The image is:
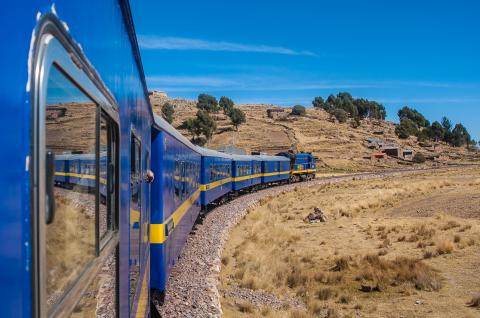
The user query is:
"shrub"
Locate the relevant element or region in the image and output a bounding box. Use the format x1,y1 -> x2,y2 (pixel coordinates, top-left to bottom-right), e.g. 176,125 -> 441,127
316,288 -> 335,300
291,105 -> 306,116
183,110 -> 217,144
351,116 -> 361,128
229,108 -> 246,130
332,108 -> 348,123
331,256 -> 350,271
395,118 -> 418,139
219,96 -> 234,115
161,102 -> 174,124
197,93 -> 219,113
236,302 -> 254,313
467,294 -> 480,307
436,240 -> 454,255
398,106 -> 429,127
412,153 -> 426,163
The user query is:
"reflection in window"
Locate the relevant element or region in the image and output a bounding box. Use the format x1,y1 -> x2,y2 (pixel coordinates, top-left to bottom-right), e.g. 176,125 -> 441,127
45,65 -> 96,312
130,136 -> 141,308
70,249 -> 117,317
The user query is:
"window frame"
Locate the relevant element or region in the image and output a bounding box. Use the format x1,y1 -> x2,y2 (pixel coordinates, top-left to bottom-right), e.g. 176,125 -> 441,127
30,20 -> 120,318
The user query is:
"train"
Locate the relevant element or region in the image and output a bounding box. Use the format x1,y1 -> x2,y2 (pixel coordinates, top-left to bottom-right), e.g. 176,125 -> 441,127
0,1 -> 315,317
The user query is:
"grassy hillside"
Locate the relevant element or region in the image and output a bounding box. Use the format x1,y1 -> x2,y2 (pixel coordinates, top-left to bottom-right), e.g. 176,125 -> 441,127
150,92 -> 479,172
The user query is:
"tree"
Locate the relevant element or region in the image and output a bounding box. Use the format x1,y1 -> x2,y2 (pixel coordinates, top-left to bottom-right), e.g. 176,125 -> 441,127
336,92 -> 358,118
355,98 -> 370,118
398,106 -> 429,127
395,118 -> 418,139
182,117 -> 202,140
370,102 -> 386,120
161,102 -> 175,124
229,108 -> 246,130
332,108 -> 348,123
451,123 -> 471,147
291,105 -> 306,116
312,96 -> 325,109
441,116 -> 452,132
196,110 -> 217,140
182,110 -> 217,144
429,121 -> 445,141
197,93 -> 219,113
219,96 -> 234,116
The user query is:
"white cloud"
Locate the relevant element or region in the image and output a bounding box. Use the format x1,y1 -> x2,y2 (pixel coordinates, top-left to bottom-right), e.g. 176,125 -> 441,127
138,36 -> 316,56
147,75 -> 238,88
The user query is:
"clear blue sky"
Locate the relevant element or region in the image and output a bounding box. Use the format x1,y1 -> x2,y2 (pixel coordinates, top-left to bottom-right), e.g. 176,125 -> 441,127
131,0 -> 480,141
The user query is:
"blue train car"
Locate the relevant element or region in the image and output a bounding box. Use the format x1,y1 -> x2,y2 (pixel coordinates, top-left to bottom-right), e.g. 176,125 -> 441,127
251,158 -> 263,187
231,155 -> 256,191
197,147 -> 233,206
150,114 -> 202,298
0,2 -> 154,317
255,155 -> 291,184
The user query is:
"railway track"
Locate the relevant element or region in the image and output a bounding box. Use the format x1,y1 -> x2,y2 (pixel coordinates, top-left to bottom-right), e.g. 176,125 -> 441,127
155,164 -> 478,317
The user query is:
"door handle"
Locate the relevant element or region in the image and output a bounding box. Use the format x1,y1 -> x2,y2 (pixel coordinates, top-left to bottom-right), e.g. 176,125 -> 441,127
46,151 -> 56,224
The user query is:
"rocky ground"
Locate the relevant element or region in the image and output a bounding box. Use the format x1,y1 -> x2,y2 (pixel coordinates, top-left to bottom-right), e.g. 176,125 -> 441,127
155,167 -> 460,317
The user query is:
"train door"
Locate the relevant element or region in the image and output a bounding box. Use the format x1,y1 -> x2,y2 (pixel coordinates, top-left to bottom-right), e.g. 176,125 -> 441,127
32,33 -> 119,317
129,133 -> 142,310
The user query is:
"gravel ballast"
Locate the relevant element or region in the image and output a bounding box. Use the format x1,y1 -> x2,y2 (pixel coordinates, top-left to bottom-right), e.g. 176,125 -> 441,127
156,167 -> 472,317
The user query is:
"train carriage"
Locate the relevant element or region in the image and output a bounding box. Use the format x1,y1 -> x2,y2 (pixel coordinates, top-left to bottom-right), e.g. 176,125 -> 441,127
0,1 -> 154,317
256,155 -> 291,184
150,114 -> 201,297
197,147 -> 233,207
231,155 -> 255,191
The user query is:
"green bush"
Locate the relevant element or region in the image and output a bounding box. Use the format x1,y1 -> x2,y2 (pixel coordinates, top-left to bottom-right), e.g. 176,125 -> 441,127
291,105 -> 306,116
219,96 -> 234,115
398,106 -> 429,127
413,153 -> 426,163
332,108 -> 348,123
197,93 -> 219,113
395,119 -> 418,139
229,108 -> 246,130
182,110 -> 217,144
161,102 -> 174,124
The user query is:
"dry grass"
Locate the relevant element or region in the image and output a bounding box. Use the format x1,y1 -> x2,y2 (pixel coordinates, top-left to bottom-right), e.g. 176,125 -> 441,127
236,302 -> 254,313
220,168 -> 480,317
436,240 -> 454,255
467,294 -> 480,308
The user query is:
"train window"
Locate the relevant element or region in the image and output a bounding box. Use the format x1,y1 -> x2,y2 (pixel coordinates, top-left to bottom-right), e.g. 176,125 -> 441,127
182,161 -> 187,198
99,115 -> 117,244
130,134 -> 141,309
33,32 -> 121,317
44,65 -> 97,314
174,160 -> 180,200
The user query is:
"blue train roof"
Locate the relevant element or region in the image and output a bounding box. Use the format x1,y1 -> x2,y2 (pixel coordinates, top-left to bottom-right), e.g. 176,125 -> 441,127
195,146 -> 233,159
252,155 -> 290,162
152,114 -> 199,153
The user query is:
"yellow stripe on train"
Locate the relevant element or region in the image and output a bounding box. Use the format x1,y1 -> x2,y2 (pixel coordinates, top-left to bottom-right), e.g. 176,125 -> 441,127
150,169 -> 316,245
150,189 -> 201,244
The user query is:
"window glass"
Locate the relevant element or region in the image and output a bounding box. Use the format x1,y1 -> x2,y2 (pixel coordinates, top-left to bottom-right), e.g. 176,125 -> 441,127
99,117 -> 108,241
45,65 -> 96,312
130,136 -> 141,308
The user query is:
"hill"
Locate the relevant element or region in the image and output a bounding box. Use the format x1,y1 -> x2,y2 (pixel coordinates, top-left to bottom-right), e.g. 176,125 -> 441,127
150,91 -> 479,172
